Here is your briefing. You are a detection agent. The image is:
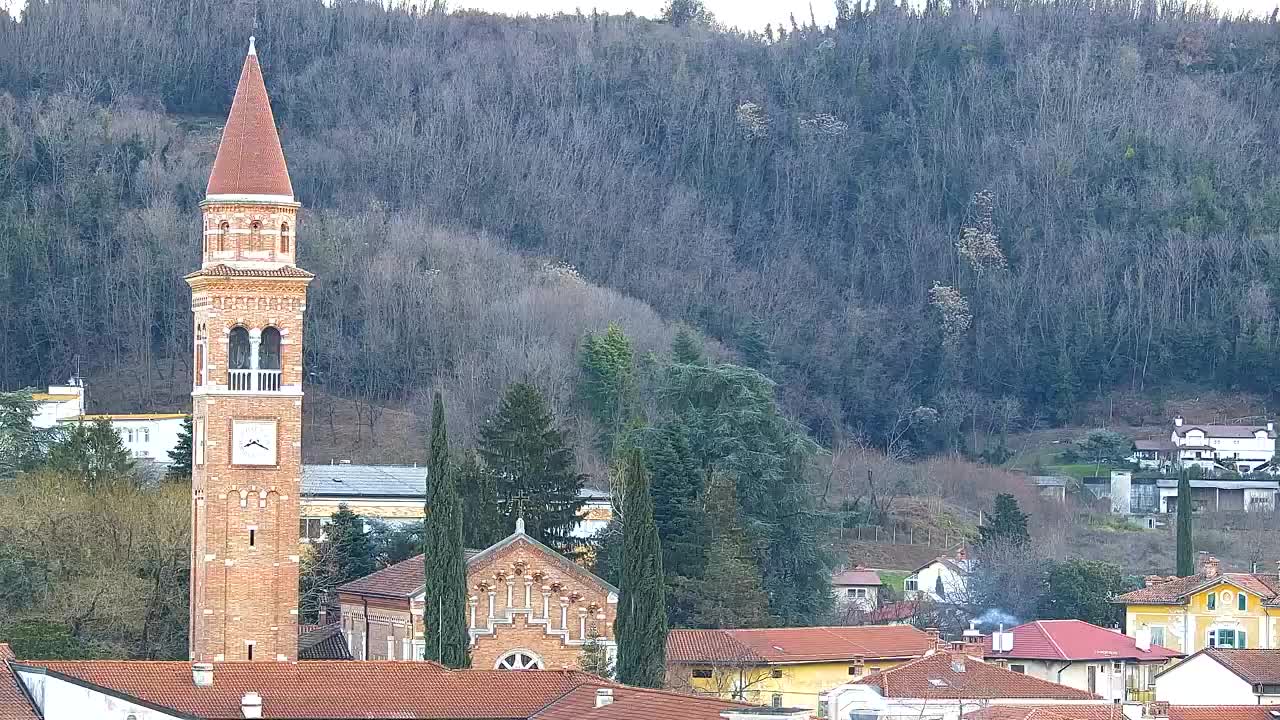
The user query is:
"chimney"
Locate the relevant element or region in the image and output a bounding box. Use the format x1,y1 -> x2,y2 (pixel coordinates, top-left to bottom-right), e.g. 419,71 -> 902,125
241,692 -> 263,719
955,547 -> 967,561
1145,702 -> 1170,719
1143,575 -> 1163,588
318,607 -> 328,625
962,620 -> 983,651
595,688 -> 614,708
1269,421 -> 1275,434
1174,416 -> 1183,428
1201,555 -> 1220,578
192,663 -> 214,688
925,627 -> 944,650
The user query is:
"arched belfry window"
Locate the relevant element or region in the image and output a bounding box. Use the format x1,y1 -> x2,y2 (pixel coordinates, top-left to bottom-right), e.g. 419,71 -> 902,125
495,650 -> 543,670
228,327 -> 251,370
218,222 -> 229,252
258,327 -> 282,370
280,223 -> 290,254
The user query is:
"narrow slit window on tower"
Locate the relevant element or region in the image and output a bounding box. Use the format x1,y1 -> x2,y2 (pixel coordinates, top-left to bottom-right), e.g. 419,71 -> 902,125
218,222 -> 229,252
249,528 -> 256,547
247,642 -> 254,661
280,222 -> 290,253
250,221 -> 262,251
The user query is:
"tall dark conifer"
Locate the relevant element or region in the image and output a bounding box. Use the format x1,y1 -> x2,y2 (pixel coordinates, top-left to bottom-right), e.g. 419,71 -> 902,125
1176,470 -> 1194,576
615,447 -> 667,689
478,383 -> 586,554
422,392 -> 470,668
645,419 -> 706,625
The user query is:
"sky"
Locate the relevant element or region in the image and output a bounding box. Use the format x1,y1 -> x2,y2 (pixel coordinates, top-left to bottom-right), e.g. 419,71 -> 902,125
3,0 -> 1280,29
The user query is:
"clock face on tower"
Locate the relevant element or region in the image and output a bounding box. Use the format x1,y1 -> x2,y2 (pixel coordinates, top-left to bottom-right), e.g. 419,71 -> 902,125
231,419 -> 278,466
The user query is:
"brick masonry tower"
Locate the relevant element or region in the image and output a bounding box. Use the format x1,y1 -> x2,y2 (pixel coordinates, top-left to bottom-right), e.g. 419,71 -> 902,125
187,37 -> 312,662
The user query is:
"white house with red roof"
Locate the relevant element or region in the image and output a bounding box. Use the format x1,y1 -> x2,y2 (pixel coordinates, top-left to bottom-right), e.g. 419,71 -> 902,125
1154,648 -> 1280,706
818,650 -> 1107,720
832,567 -> 884,610
981,620 -> 1181,703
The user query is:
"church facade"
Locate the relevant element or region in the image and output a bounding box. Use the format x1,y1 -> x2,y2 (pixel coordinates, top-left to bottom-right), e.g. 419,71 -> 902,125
187,38 -> 311,663
335,520 -> 618,670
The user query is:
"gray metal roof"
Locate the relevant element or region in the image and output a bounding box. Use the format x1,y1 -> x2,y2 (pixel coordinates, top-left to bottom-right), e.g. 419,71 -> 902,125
1154,478 -> 1280,490
301,464 -> 612,501
302,464 -> 426,498
1030,475 -> 1069,487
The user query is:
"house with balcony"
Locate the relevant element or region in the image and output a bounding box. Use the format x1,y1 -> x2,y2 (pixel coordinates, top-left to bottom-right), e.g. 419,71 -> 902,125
981,619 -> 1181,703
1115,554 -> 1280,655
1169,417 -> 1276,475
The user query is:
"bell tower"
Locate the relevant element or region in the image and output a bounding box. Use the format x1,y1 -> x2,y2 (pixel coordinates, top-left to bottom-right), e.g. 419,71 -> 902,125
187,37 -> 312,662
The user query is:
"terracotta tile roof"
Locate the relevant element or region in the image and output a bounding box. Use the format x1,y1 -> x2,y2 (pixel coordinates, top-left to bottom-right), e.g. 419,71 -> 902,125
206,41 -> 294,198
1115,573 -> 1280,606
186,264 -> 314,279
833,568 -> 883,586
666,625 -> 934,664
1200,648 -> 1280,684
336,549 -> 480,599
0,645 -> 37,720
964,705 -> 1126,720
297,623 -> 351,660
15,660 -> 615,719
982,620 -> 1181,661
1169,707 -> 1280,720
339,531 -> 616,599
863,600 -> 926,624
531,683 -> 752,719
856,651 -> 1099,700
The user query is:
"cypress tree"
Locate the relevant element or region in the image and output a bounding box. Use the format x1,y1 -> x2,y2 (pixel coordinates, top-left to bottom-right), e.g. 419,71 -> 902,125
615,447 -> 667,688
166,416 -> 193,481
478,383 -> 586,554
422,392 -> 470,668
1176,470 -> 1194,576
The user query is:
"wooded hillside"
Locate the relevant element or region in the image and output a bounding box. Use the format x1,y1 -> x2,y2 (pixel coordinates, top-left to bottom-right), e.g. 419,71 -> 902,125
3,0 -> 1280,456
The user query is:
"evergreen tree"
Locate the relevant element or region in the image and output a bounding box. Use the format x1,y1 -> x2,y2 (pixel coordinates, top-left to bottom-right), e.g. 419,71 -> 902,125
644,419 -> 706,625
478,383 -> 586,554
458,449 -> 504,549
615,447 -> 667,688
165,416 -> 193,481
0,390 -> 52,476
737,317 -> 775,373
1177,471 -> 1194,576
979,493 -> 1030,545
422,392 -> 470,668
578,623 -> 614,678
45,419 -> 135,489
579,323 -> 635,451
671,326 -> 704,365
300,504 -> 376,621
691,473 -> 772,628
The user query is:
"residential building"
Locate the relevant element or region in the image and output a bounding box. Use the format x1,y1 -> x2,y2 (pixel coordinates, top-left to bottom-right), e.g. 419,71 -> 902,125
1168,416 -> 1277,475
335,517 -> 617,670
905,549 -> 974,602
833,566 -> 883,610
963,704 -> 1280,720
1130,439 -> 1177,471
665,624 -> 935,711
819,650 -> 1103,720
59,413 -> 186,464
0,642 -> 767,720
1154,648 -> 1280,705
981,619 -> 1181,702
28,380 -> 85,428
299,462 -> 611,541
1115,554 -> 1280,655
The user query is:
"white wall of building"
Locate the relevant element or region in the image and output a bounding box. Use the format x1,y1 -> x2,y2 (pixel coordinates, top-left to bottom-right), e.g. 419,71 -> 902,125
30,385 -> 86,429
907,561 -> 969,602
1154,652 -> 1256,705
59,415 -> 185,464
16,670 -> 185,720
819,684 -> 1110,720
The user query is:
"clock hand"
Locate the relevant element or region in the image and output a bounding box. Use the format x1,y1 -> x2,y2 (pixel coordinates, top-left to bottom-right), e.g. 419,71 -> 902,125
246,440 -> 266,449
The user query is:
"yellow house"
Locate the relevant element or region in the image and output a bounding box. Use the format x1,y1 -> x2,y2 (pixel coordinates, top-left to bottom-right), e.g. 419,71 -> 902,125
665,625 -> 935,711
1115,555 -> 1280,654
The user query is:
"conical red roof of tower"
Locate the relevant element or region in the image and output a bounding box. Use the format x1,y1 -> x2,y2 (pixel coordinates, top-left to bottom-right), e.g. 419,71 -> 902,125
206,40 -> 294,198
